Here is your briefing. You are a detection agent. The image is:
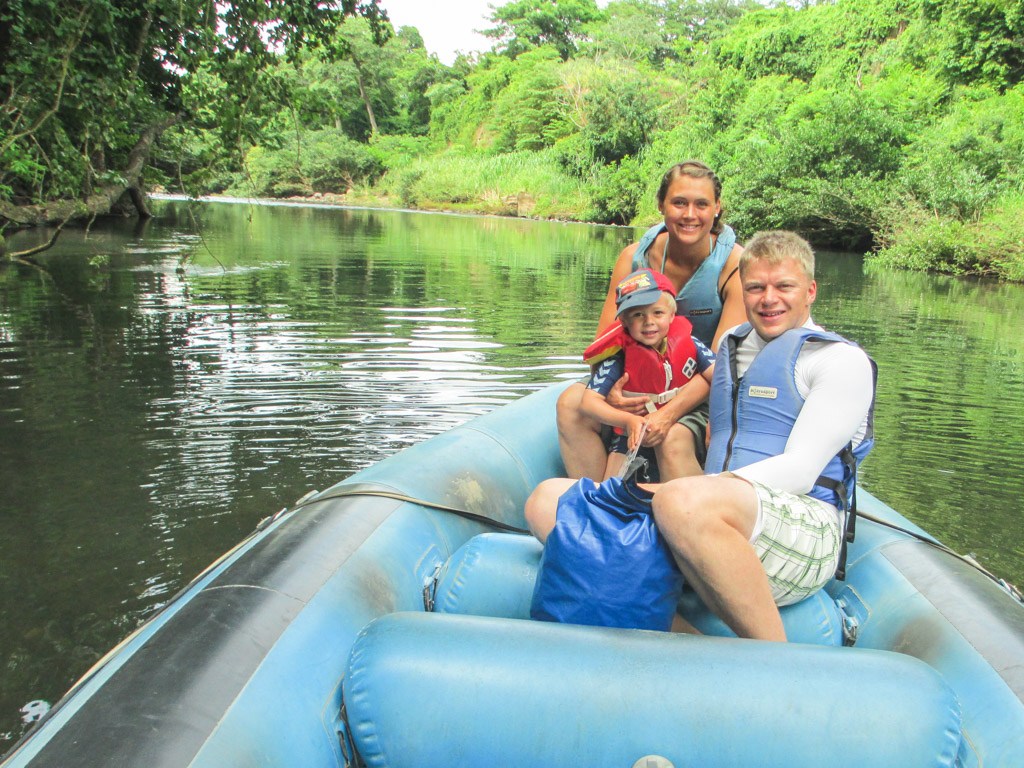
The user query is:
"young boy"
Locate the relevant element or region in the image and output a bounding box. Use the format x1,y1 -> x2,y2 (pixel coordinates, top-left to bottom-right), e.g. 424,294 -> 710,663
581,268 -> 716,481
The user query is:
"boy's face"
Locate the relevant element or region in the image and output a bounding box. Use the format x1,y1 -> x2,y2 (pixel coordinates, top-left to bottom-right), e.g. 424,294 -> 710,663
620,293 -> 675,347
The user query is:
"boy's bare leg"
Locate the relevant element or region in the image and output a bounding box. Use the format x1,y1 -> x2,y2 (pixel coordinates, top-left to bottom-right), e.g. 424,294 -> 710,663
602,451 -> 627,480
653,424 -> 703,480
671,614 -> 702,634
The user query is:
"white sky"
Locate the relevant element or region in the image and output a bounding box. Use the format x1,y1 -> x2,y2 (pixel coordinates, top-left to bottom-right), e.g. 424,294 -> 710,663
380,0 -> 496,64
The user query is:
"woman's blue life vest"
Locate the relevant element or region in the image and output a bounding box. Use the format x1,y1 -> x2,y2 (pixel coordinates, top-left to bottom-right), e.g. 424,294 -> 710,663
583,316 -> 700,429
631,223 -> 737,347
705,323 -> 876,517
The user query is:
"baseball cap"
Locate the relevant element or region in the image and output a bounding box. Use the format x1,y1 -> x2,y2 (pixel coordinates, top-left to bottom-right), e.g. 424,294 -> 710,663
615,269 -> 676,317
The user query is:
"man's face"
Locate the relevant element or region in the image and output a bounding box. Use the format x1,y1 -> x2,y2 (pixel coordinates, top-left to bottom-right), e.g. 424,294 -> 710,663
741,257 -> 817,340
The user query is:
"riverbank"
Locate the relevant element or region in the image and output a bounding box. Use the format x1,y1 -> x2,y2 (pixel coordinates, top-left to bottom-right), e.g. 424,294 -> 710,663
200,176 -> 1024,283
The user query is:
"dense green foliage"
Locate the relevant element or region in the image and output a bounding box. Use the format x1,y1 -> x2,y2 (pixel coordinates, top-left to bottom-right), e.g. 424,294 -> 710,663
4,0 -> 1024,278
0,0 -> 386,215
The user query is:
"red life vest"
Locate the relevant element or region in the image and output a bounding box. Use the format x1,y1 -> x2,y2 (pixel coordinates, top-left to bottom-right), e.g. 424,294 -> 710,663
583,316 -> 699,410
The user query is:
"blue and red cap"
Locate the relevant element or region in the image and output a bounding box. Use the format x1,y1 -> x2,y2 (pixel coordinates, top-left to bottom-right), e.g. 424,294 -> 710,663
614,269 -> 676,317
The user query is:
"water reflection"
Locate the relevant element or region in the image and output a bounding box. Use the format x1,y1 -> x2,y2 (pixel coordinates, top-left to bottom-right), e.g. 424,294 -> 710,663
1,201 -> 1022,746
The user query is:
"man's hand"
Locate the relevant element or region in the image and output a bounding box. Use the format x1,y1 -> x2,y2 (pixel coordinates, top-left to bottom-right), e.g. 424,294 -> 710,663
605,373 -> 650,415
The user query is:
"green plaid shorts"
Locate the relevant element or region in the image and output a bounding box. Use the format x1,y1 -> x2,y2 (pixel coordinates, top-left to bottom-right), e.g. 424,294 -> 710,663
748,481 -> 842,607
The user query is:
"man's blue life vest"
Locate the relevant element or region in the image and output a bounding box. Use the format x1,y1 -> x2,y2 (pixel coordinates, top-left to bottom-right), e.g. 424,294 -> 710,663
705,324 -> 876,516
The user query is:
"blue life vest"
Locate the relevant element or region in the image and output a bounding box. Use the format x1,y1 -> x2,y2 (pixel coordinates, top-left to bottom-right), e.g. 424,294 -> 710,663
631,223 -> 736,346
705,324 -> 876,513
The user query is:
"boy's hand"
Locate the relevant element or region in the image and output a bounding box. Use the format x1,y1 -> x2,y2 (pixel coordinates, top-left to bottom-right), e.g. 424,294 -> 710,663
641,408 -> 676,446
606,373 -> 649,415
625,416 -> 648,452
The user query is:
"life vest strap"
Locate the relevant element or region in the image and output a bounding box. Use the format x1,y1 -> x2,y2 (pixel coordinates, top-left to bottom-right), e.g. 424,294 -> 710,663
815,444 -> 859,580
622,386 -> 683,413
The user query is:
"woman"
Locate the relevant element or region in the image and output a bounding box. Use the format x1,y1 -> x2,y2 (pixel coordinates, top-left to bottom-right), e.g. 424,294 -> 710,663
557,160 -> 746,480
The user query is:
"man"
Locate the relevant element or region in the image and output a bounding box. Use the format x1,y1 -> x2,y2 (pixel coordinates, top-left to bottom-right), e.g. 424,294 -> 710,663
651,230 -> 875,641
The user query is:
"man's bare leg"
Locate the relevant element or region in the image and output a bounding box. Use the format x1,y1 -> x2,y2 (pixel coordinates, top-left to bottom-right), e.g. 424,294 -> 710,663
556,383 -> 608,480
653,475 -> 786,641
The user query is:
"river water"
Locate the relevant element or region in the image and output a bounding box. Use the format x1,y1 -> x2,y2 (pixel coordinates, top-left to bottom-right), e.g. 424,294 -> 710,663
1,199 -> 1022,744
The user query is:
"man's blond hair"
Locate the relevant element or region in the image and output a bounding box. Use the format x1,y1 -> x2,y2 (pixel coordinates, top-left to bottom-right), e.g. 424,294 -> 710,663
739,231 -> 815,280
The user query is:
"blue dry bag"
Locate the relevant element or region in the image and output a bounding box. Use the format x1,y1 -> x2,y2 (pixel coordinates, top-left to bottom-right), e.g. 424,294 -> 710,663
529,477 -> 683,631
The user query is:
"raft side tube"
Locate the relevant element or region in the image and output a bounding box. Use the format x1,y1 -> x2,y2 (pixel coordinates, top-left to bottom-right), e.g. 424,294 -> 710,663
344,612 -> 963,768
4,385 -> 567,768
833,527 -> 1024,768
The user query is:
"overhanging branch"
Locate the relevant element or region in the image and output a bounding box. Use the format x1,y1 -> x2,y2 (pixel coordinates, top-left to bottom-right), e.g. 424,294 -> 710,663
0,112 -> 184,230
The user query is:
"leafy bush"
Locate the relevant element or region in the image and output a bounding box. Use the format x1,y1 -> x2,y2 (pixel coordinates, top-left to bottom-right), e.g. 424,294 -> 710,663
579,63 -> 660,165
235,130 -> 382,197
895,85 -> 1024,220
919,0 -> 1024,89
367,134 -> 435,171
551,132 -> 598,179
586,154 -> 649,225
870,192 -> 1024,280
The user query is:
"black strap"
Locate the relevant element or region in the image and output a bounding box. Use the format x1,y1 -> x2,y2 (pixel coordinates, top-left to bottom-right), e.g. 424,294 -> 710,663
290,487 -> 531,535
815,445 -> 858,580
718,265 -> 739,304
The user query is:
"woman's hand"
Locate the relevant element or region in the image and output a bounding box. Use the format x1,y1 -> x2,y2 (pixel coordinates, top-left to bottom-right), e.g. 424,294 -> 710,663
605,373 -> 650,415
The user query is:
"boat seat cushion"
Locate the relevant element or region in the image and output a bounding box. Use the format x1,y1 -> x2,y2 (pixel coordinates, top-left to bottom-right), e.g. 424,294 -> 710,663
433,532 -> 542,618
344,612 -> 963,768
435,533 -> 845,645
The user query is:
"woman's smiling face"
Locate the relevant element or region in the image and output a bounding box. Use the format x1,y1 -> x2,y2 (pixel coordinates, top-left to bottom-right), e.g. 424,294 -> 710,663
658,175 -> 721,246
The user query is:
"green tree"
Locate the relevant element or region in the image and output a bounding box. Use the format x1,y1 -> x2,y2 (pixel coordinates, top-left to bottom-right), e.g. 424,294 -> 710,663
0,0 -> 387,235
586,0 -> 677,65
586,0 -> 757,66
484,0 -> 606,60
491,47 -> 571,151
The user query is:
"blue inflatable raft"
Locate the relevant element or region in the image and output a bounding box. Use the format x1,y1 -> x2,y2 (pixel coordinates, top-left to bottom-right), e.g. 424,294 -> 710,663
2,383 -> 1022,767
